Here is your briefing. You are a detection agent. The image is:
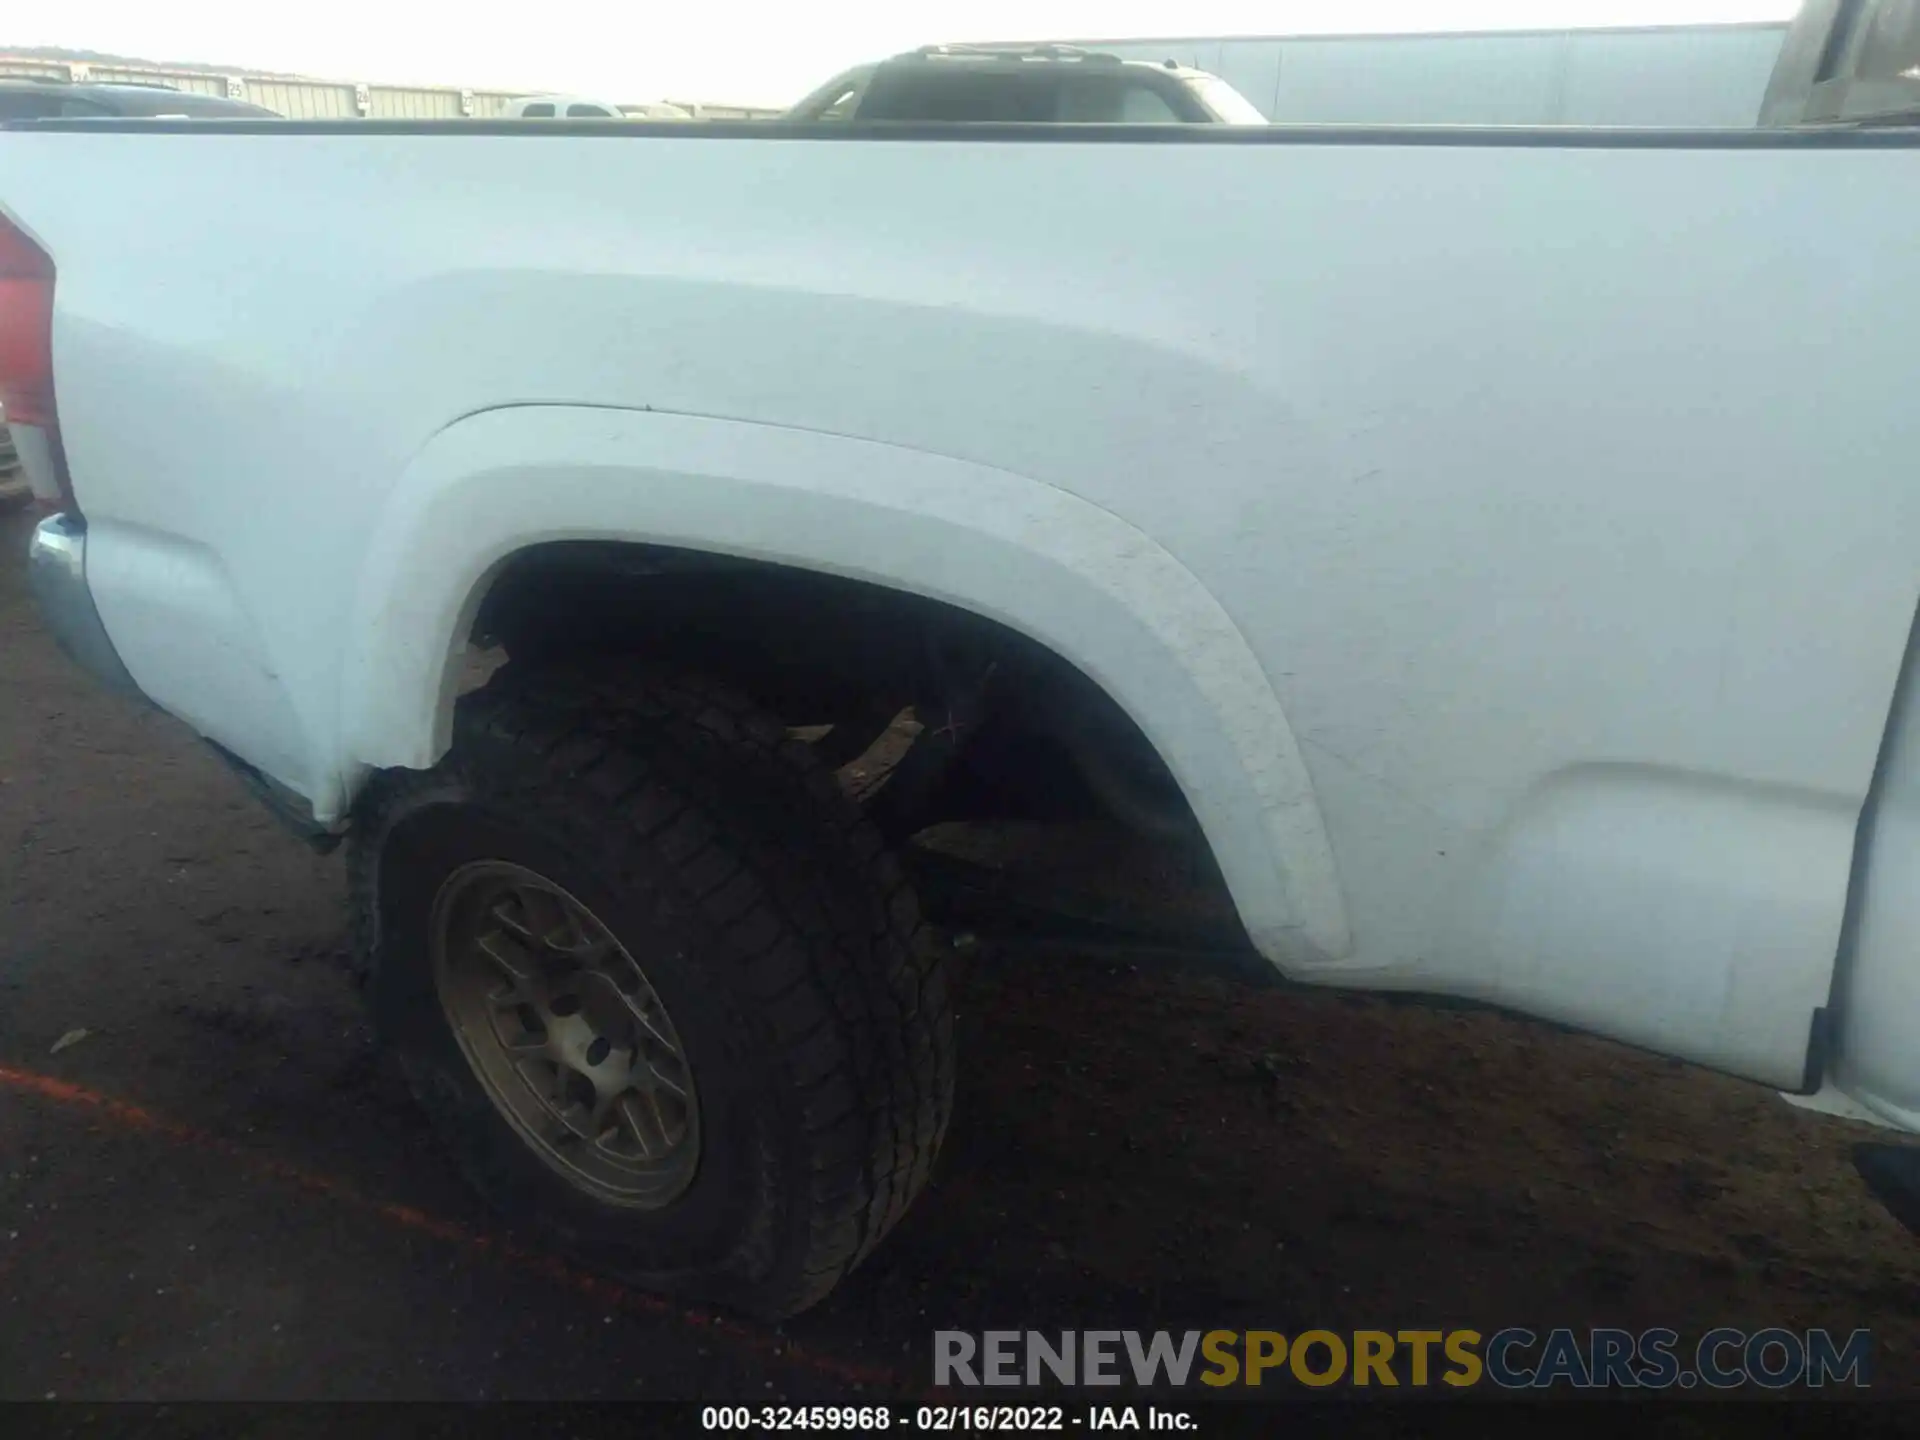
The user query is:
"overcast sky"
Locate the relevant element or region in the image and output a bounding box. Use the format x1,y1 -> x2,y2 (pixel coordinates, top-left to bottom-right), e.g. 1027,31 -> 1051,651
10,1 -> 1801,107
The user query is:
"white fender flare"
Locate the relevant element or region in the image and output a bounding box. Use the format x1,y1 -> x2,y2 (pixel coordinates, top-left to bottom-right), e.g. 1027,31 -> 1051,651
338,405 -> 1351,970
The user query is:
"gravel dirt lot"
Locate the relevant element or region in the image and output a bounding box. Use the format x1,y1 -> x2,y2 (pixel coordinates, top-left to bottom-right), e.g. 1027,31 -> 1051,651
2,502 -> 1916,1411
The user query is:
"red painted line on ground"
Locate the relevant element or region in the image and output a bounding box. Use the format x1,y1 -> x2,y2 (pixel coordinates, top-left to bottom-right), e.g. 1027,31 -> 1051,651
0,1062 -> 907,1394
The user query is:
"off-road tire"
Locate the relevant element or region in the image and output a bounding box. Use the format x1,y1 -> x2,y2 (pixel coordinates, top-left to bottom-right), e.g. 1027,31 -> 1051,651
348,663 -> 955,1317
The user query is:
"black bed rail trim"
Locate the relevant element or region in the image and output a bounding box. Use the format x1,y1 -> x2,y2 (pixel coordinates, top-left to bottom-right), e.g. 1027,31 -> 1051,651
4,117 -> 1920,147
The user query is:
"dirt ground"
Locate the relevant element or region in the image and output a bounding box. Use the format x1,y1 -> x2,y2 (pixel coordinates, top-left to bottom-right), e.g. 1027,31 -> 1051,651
1,502 -> 1916,1408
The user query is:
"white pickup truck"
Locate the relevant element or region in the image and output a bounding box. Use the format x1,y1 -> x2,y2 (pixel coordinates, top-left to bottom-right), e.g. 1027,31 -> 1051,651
5,0 -> 1920,1316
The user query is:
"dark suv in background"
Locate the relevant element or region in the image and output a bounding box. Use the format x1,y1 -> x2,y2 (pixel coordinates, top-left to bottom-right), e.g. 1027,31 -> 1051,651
0,78 -> 278,120
786,44 -> 1267,125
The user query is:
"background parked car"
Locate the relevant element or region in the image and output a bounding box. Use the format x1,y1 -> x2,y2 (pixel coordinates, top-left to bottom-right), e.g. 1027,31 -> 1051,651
786,43 -> 1269,124
501,95 -> 628,119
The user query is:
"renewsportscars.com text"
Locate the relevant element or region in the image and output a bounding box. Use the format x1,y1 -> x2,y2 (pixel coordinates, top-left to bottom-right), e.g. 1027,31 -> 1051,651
933,1327 -> 1871,1390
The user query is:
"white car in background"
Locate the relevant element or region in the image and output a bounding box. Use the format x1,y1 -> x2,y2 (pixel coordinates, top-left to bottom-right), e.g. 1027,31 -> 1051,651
501,96 -> 691,120
501,95 -> 625,119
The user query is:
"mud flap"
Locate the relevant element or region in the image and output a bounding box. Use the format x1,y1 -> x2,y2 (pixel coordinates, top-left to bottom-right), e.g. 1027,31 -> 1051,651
1852,1144 -> 1920,1236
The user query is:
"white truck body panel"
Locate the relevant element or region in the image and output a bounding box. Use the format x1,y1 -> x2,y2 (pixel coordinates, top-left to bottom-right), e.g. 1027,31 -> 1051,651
4,126 -> 1919,1107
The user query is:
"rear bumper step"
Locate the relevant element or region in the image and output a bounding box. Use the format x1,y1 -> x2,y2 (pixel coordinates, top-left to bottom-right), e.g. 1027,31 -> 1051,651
26,512 -> 144,701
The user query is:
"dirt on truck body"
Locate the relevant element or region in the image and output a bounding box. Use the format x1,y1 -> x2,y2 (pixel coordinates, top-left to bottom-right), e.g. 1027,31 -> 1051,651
3,505 -> 1918,1401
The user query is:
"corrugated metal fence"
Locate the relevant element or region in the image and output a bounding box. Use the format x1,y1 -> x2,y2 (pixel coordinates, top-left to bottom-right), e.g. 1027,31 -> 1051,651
0,53 -> 524,117
0,55 -> 784,119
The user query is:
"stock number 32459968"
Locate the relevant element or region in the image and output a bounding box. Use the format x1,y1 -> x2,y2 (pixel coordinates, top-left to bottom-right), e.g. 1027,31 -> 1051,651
701,1406 -> 1069,1431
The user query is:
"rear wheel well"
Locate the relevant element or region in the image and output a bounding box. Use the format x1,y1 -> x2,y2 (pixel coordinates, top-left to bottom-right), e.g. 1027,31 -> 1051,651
468,540 -> 1195,836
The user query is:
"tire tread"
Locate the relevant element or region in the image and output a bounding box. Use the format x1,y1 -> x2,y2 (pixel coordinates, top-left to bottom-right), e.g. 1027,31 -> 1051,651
348,662 -> 954,1317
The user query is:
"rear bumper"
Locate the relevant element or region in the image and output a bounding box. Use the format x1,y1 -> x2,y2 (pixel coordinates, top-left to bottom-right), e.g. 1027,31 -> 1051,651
26,513 -> 145,701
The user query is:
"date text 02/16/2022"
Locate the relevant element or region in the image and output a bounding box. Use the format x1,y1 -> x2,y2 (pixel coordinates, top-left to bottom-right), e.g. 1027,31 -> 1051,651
701,1406 -> 1194,1431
